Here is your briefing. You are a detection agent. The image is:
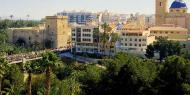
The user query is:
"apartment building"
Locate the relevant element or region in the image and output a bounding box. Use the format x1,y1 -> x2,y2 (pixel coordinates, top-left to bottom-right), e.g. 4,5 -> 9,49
57,11 -> 97,25
71,24 -> 99,54
117,30 -> 155,55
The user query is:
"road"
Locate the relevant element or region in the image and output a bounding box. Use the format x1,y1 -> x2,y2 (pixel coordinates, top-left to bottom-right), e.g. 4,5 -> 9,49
59,52 -> 101,63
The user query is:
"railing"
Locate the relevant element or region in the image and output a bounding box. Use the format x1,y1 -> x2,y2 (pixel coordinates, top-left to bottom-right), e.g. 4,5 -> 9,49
6,48 -> 69,64
7,51 -> 43,64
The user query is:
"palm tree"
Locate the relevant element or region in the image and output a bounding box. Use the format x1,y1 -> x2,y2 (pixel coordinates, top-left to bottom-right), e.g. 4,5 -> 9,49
10,15 -> 14,20
40,51 -> 60,95
26,14 -> 30,21
109,33 -> 119,57
100,23 -> 112,56
24,61 -> 41,95
0,57 -> 9,95
93,27 -> 99,54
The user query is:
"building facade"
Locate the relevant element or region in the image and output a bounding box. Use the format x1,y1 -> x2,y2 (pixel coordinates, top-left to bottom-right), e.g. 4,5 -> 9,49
155,0 -> 190,31
57,11 -> 97,25
117,29 -> 155,56
154,0 -> 190,49
149,24 -> 189,41
8,24 -> 46,47
71,24 -> 99,54
8,16 -> 71,49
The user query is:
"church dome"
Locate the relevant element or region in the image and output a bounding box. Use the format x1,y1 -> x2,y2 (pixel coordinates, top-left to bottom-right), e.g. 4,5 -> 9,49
170,0 -> 187,9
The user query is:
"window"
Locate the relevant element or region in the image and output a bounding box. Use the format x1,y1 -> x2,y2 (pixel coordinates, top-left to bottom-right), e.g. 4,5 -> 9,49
139,39 -> 141,42
72,33 -> 75,36
82,38 -> 91,41
160,2 -> 162,7
134,44 -> 137,46
130,38 -> 132,41
125,43 -> 127,46
72,29 -> 75,32
135,38 -> 137,41
125,38 -> 127,41
130,43 -> 132,46
142,39 -> 146,41
83,29 -> 91,32
139,44 -> 141,47
72,38 -> 75,41
82,34 -> 91,37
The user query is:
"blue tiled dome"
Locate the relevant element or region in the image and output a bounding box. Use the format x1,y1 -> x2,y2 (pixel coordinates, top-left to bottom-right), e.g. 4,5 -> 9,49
170,0 -> 187,9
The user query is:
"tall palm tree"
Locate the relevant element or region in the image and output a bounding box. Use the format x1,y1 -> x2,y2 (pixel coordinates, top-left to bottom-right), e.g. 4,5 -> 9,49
24,61 -> 41,95
93,27 -> 99,54
0,57 -> 9,95
10,15 -> 14,20
100,23 -> 112,56
109,33 -> 119,57
40,51 -> 60,95
26,14 -> 30,21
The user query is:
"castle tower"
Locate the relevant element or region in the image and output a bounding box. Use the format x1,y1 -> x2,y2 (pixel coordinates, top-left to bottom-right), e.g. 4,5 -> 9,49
45,16 -> 71,49
155,0 -> 168,25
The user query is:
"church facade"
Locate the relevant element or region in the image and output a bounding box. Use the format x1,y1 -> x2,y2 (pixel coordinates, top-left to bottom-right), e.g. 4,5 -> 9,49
156,0 -> 190,31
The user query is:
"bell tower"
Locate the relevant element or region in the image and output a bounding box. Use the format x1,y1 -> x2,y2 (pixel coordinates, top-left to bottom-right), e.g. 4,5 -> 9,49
155,0 -> 168,25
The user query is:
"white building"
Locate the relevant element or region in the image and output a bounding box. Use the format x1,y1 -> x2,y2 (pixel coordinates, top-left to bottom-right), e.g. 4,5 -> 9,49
71,24 -> 99,54
117,29 -> 155,56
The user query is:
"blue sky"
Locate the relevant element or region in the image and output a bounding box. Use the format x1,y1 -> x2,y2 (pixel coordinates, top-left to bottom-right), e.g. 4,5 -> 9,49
0,0 -> 189,20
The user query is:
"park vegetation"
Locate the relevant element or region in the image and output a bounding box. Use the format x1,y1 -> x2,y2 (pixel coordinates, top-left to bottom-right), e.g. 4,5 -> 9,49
0,20 -> 190,95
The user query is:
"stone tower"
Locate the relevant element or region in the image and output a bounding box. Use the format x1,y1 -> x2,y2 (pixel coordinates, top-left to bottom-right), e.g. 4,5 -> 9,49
45,16 -> 71,49
155,0 -> 168,25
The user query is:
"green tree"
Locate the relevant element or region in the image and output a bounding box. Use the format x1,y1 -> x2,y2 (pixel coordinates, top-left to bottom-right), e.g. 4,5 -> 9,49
0,20 -> 9,44
157,56 -> 190,95
145,44 -> 155,59
119,60 -> 157,94
77,64 -> 105,95
146,37 -> 182,61
0,57 -> 9,95
2,64 -> 24,95
109,33 -> 119,57
40,51 -> 60,95
100,23 -> 112,55
24,61 -> 41,95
